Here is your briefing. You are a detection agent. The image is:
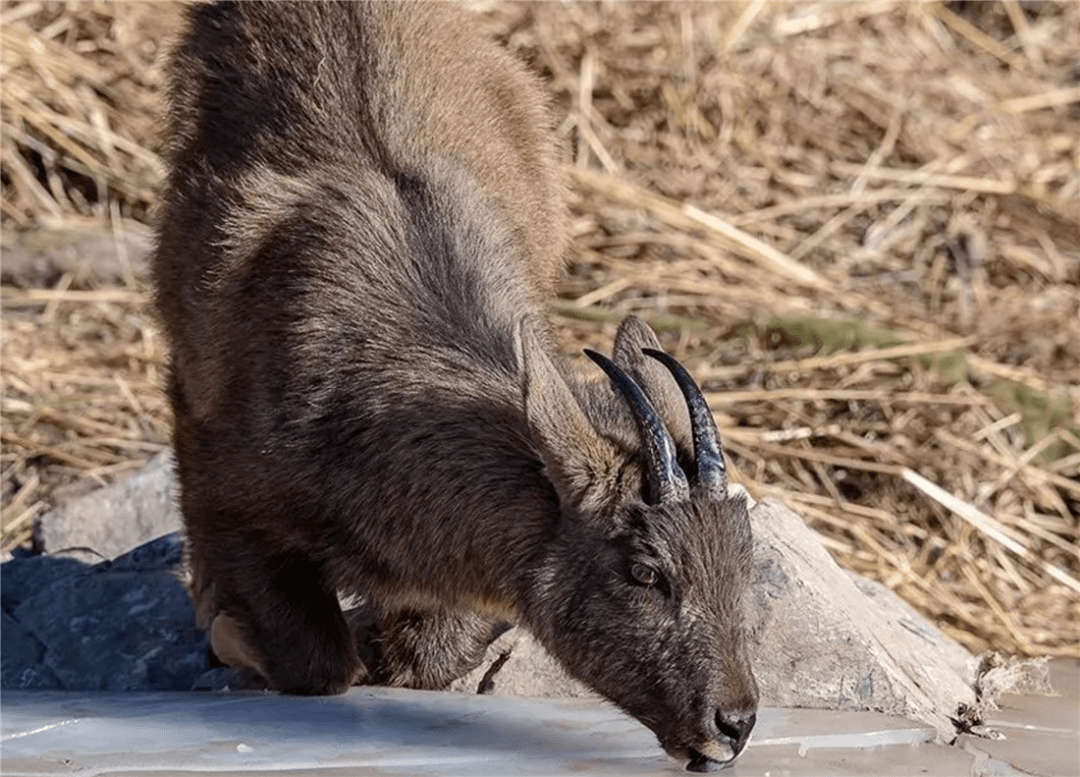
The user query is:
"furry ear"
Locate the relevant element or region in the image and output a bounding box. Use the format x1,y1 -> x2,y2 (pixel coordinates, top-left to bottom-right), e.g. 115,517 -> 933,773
612,316 -> 692,453
516,319 -> 620,514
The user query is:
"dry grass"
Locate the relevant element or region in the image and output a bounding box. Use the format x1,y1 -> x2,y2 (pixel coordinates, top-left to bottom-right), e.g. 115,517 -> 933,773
1,1 -> 1077,659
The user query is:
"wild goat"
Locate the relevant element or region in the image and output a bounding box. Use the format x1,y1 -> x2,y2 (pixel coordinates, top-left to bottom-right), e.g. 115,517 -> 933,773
152,1 -> 758,771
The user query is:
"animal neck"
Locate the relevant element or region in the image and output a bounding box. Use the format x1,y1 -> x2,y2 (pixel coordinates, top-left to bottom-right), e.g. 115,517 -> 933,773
319,356 -> 563,618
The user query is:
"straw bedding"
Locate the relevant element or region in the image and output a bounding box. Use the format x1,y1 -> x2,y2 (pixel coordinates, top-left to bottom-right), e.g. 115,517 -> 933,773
1,1 -> 1077,658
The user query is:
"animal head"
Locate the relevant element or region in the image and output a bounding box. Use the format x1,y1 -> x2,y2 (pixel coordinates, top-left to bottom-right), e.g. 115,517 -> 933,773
517,316 -> 759,771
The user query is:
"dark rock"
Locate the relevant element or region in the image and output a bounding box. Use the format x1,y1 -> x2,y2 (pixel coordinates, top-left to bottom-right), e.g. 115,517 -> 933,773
2,553 -> 89,613
13,564 -> 207,691
2,531 -> 208,692
1,611 -> 61,689
97,531 -> 185,572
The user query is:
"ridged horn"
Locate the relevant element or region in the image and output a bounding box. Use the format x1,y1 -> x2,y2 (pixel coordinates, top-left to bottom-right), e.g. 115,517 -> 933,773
584,349 -> 690,504
642,348 -> 727,498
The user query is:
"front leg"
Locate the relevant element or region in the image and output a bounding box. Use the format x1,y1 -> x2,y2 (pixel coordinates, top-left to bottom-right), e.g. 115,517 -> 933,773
190,531 -> 365,695
364,607 -> 503,690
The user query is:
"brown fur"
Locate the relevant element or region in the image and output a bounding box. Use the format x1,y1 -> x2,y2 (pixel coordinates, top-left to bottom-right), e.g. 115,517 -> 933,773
152,1 -> 757,768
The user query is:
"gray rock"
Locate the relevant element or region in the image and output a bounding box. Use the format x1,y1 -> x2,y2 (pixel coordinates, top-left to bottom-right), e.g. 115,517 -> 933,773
745,498 -> 975,738
846,572 -> 973,684
34,452 -> 182,560
451,627 -> 592,698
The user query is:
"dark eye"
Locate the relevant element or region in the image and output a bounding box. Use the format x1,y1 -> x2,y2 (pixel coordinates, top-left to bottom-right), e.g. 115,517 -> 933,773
630,562 -> 660,587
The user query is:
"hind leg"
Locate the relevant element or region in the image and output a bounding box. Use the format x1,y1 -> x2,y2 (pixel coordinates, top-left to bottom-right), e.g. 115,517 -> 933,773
364,607 -> 502,690
189,534 -> 364,695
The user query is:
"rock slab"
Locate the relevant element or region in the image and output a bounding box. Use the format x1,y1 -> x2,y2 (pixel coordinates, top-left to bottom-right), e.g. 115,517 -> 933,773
746,498 -> 975,737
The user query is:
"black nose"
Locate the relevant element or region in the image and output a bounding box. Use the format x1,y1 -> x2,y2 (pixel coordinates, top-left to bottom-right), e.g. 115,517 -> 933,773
715,710 -> 755,755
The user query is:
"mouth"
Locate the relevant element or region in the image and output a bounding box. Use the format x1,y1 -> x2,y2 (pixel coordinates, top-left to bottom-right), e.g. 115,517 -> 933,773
645,707 -> 753,772
680,709 -> 756,771
682,734 -> 743,773
685,747 -> 734,773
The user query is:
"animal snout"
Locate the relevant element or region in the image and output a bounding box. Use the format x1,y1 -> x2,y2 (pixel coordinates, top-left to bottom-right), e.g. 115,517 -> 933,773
685,710 -> 756,773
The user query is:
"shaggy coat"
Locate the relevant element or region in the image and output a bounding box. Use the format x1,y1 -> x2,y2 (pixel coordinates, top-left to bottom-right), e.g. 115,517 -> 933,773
152,2 -> 758,771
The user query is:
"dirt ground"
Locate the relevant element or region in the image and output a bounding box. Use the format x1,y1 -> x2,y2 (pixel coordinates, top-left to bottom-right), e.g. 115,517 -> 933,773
1,1 -> 1077,658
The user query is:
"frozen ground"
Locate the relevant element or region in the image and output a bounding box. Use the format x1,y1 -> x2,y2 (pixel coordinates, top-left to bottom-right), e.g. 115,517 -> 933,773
3,659 -> 1075,777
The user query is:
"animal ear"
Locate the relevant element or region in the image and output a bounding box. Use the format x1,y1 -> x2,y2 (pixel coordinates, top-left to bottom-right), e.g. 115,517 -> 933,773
612,316 -> 692,452
516,320 -> 620,513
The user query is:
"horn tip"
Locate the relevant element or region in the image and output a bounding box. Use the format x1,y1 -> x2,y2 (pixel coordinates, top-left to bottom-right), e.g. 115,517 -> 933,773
641,347 -> 675,366
583,348 -> 611,368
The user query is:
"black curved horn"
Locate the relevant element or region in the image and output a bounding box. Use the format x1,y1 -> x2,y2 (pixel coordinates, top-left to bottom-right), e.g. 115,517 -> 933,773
642,348 -> 727,498
584,349 -> 690,504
